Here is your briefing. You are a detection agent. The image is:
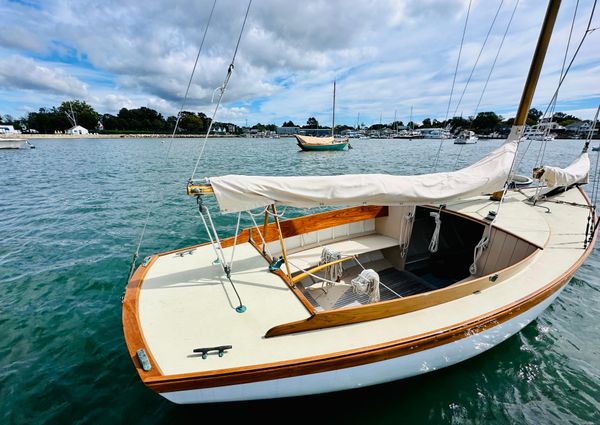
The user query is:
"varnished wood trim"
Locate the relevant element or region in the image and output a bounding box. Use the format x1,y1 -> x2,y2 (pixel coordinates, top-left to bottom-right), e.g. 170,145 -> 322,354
248,238 -> 317,315
249,205 -> 388,243
122,230 -> 255,379
265,241 -> 539,337
291,256 -> 356,284
122,255 -> 163,378
144,222 -> 596,393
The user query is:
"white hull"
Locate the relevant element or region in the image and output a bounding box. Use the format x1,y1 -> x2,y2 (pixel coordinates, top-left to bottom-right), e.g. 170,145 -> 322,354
161,288 -> 562,404
0,139 -> 27,149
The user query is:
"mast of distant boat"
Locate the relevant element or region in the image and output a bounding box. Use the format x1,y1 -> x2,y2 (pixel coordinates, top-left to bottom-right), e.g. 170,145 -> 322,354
332,79 -> 336,138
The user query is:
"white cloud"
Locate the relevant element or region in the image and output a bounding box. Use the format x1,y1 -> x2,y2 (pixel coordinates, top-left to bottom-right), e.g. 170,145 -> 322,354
0,0 -> 598,123
0,55 -> 88,97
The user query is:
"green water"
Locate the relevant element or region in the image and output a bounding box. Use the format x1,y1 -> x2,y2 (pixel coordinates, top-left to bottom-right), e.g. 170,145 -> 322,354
1,137 -> 599,424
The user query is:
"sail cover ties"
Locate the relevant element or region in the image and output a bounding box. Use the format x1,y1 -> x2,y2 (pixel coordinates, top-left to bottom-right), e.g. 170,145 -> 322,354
209,140 -> 518,213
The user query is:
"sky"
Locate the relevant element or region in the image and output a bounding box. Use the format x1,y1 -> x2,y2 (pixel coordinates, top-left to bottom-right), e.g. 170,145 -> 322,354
0,0 -> 599,128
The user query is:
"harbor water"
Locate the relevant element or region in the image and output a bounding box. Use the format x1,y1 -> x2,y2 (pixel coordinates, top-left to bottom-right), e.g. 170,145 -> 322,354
1,137 -> 599,424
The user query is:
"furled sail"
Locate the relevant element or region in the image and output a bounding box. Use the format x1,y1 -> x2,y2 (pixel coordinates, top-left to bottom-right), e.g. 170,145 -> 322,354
537,153 -> 590,197
209,140 -> 518,213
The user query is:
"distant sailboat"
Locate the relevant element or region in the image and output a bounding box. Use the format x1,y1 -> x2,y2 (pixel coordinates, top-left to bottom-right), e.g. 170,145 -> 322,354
295,80 -> 349,151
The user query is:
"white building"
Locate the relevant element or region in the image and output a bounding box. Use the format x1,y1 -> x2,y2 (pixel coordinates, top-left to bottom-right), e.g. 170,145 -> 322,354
0,125 -> 20,134
66,125 -> 89,135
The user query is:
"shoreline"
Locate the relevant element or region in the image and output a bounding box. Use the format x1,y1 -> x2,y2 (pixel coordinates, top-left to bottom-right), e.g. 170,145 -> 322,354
0,133 -> 245,139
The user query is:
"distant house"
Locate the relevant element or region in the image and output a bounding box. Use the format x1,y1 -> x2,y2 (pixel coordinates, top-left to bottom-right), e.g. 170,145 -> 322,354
276,126 -> 299,135
565,121 -> 597,136
0,125 -> 20,134
66,125 -> 89,135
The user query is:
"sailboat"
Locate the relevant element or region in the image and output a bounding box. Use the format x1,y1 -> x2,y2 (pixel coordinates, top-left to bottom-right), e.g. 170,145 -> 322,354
122,0 -> 598,404
453,129 -> 478,144
394,105 -> 423,139
295,80 -> 349,151
294,80 -> 349,151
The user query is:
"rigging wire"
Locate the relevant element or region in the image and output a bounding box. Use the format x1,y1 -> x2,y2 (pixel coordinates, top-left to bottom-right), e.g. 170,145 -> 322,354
190,0 -> 253,181
473,0 -> 519,115
589,105 -> 600,207
432,0 -> 472,172
536,0 -> 598,168
450,0 -> 505,120
126,1 -> 218,280
455,0 -> 519,169
536,0 -> 583,167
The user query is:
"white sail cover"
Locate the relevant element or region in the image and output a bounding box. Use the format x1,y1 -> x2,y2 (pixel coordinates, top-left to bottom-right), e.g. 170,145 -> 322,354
538,153 -> 589,196
209,140 -> 518,213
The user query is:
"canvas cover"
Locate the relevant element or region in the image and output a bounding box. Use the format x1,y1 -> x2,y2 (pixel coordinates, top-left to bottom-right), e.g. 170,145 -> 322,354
295,135 -> 346,145
538,153 -> 590,196
209,140 -> 518,213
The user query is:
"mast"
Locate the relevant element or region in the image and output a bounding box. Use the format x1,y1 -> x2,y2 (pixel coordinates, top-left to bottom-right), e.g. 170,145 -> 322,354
332,79 -> 336,137
514,0 -> 561,127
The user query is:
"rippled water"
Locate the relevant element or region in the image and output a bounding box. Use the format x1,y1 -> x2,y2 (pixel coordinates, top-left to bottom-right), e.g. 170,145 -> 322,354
1,137 -> 599,424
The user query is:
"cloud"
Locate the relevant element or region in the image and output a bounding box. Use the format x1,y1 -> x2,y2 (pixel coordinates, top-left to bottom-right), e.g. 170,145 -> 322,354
0,0 -> 598,123
0,55 -> 88,97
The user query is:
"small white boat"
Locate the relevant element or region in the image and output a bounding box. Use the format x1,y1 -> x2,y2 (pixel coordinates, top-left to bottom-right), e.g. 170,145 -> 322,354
0,138 -> 28,149
453,130 -> 478,144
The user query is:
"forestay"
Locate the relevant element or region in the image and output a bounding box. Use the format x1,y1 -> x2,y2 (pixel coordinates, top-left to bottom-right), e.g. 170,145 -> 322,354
209,140 -> 518,213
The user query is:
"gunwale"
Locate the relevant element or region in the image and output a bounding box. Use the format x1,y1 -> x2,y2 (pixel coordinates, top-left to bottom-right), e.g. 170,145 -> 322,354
123,186 -> 596,393
144,199 -> 596,393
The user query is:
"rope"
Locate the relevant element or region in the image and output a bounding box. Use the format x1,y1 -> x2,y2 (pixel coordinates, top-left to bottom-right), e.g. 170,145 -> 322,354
228,212 -> 242,273
469,225 -> 495,275
126,4 -> 217,281
353,256 -> 402,298
399,210 -> 414,258
319,247 -> 344,289
428,211 -> 442,253
350,269 -> 381,303
432,0 -> 471,172
190,0 -> 252,181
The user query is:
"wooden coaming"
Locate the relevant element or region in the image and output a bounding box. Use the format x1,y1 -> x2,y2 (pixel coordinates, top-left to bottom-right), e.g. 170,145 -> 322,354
124,196 -> 597,395
143,218 -> 596,394
265,240 -> 539,337
249,205 -> 388,243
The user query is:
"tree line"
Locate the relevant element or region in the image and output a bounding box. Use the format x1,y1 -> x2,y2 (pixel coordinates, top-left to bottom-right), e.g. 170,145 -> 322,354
0,100 -> 242,135
0,100 -> 594,135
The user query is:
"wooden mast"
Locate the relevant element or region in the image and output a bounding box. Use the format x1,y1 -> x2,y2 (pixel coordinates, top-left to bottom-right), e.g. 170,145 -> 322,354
514,0 -> 561,126
491,0 -> 561,198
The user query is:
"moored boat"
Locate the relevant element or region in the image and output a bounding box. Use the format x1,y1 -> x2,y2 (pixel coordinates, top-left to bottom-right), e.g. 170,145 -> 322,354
295,134 -> 349,150
122,0 -> 598,405
0,138 -> 28,149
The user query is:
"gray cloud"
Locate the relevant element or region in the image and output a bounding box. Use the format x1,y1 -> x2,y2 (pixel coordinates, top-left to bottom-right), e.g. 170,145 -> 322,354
0,55 -> 88,96
0,0 -> 598,122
